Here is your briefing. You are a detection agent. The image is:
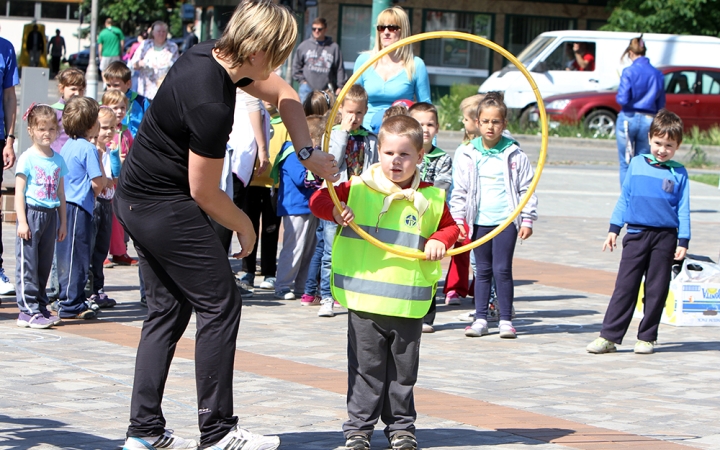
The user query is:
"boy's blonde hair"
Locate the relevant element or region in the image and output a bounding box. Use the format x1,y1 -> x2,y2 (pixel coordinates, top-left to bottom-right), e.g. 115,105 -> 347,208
101,89 -> 129,108
215,0 -> 297,73
343,84 -> 368,108
649,108 -> 683,145
371,6 -> 415,80
382,105 -> 408,121
378,115 -> 423,152
63,96 -> 99,139
57,67 -> 86,90
98,106 -> 118,126
306,114 -> 326,148
102,61 -> 132,83
408,102 -> 438,123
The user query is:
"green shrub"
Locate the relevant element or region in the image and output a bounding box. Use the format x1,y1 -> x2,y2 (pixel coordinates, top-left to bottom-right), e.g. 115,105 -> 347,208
435,84 -> 479,131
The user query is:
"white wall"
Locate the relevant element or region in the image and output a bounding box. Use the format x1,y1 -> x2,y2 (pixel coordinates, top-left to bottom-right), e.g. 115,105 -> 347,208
0,16 -> 87,57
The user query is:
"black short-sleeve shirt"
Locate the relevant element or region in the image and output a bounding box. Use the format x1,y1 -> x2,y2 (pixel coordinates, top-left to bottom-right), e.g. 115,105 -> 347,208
118,40 -> 251,200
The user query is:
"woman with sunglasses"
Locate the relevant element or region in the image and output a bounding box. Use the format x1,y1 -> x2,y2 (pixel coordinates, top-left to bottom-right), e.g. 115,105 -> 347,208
353,6 -> 431,129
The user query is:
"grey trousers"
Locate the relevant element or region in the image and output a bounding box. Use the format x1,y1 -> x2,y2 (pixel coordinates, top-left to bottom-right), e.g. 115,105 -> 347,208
15,205 -> 58,315
343,309 -> 422,442
274,213 -> 317,293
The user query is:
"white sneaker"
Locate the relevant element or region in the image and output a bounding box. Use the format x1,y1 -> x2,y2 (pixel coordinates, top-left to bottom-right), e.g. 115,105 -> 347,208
123,429 -> 198,449
456,311 -> 475,322
207,426 -> 280,450
259,277 -> 276,290
0,268 -> 14,295
274,290 -> 295,300
318,298 -> 335,317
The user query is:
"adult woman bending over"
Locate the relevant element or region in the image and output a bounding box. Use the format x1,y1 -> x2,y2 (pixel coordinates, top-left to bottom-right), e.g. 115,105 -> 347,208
615,34 -> 665,186
116,2 -> 338,449
354,6 -> 431,129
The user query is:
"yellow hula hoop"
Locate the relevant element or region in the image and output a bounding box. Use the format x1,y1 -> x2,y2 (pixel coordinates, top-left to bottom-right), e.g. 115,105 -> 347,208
322,31 -> 548,259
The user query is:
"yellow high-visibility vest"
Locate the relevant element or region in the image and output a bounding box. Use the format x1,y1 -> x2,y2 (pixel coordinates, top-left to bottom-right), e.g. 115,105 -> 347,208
331,177 -> 445,318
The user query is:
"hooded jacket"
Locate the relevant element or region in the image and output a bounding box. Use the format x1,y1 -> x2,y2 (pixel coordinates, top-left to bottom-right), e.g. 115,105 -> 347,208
292,36 -> 346,91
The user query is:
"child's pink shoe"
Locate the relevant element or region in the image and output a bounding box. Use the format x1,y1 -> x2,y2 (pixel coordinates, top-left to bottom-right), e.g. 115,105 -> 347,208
445,290 -> 462,305
300,294 -> 320,306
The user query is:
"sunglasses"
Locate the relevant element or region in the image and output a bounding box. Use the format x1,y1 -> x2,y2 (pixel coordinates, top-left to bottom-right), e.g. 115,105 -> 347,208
312,27 -> 325,31
376,25 -> 401,32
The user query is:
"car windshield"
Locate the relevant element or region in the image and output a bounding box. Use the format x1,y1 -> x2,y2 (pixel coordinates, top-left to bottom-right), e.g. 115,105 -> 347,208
502,36 -> 557,72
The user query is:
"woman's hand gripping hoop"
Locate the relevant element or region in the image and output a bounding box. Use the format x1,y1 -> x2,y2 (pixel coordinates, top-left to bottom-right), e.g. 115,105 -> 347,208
322,31 -> 549,260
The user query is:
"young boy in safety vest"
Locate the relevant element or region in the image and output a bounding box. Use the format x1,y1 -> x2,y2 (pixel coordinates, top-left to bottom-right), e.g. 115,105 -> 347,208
309,115 -> 459,450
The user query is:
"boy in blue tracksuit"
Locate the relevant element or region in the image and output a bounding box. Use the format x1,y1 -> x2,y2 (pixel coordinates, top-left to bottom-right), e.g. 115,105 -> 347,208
588,109 -> 690,355
102,61 -> 151,137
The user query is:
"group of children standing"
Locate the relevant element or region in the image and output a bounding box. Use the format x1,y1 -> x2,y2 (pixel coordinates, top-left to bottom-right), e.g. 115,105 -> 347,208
14,63 -> 149,328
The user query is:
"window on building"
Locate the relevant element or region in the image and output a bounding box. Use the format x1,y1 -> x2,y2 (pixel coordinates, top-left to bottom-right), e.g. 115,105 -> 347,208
41,2 -> 70,20
9,1 -> 34,17
423,11 -> 492,70
587,20 -> 607,30
505,15 -> 575,61
339,5 -> 372,67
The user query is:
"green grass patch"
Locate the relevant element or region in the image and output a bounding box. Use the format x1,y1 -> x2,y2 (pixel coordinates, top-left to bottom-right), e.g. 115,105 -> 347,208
689,173 -> 720,187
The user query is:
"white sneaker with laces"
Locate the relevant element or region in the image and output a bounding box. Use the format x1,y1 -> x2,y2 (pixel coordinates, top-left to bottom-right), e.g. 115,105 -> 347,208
318,298 -> 335,317
259,277 -> 276,290
0,268 -> 15,295
123,429 -> 198,449
207,426 -> 280,450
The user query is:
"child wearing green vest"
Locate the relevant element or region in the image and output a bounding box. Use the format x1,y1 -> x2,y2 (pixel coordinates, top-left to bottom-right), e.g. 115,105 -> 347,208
310,115 -> 459,450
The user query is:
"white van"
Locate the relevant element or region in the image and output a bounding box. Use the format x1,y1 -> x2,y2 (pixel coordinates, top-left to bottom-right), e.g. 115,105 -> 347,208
479,30 -> 720,121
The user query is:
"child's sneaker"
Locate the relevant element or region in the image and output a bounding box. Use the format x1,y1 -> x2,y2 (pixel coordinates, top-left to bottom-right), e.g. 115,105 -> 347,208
17,312 -> 55,329
206,425 -> 279,450
112,253 -> 138,266
300,294 -> 320,306
498,322 -> 517,339
103,258 -> 115,268
586,337 -> 617,354
634,340 -> 655,354
445,290 -> 462,305
61,309 -> 97,320
86,298 -> 101,312
274,290 -> 295,300
464,319 -> 489,337
345,432 -> 370,450
422,323 -> 435,333
457,311 -> 475,322
390,432 -> 418,450
40,310 -> 61,325
0,268 -> 15,295
122,429 -> 198,449
318,298 -> 335,317
259,277 -> 276,290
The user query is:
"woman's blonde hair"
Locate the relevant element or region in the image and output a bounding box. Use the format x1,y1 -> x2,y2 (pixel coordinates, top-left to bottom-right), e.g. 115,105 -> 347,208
215,0 -> 297,72
371,6 -> 415,80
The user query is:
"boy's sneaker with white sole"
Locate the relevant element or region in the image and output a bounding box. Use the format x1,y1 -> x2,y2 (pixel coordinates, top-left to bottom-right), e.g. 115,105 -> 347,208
206,425 -> 280,450
122,429 -> 198,449
634,340 -> 655,354
318,298 -> 335,317
586,337 -> 617,354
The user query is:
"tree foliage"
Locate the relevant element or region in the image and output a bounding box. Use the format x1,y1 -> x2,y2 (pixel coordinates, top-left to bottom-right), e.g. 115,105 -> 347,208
601,0 -> 720,37
82,0 -> 183,38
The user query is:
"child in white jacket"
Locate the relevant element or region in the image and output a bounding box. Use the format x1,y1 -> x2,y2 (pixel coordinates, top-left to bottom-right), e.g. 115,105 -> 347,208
449,92 -> 538,339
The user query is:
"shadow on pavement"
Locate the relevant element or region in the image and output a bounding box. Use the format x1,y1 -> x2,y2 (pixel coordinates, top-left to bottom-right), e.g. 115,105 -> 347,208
0,414 -> 122,449
276,427 -> 575,448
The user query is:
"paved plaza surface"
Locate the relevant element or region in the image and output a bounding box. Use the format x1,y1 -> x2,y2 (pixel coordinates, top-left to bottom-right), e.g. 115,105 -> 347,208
1,82 -> 720,449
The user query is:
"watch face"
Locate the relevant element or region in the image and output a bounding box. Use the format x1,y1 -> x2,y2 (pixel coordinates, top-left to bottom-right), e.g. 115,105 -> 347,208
300,147 -> 312,160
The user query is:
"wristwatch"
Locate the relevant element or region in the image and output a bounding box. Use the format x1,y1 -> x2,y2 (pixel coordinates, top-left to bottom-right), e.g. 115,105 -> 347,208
298,145 -> 314,161
6,134 -> 15,140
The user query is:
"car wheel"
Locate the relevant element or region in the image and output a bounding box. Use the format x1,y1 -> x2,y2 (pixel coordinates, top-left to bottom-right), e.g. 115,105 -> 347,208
584,110 -> 617,138
518,106 -> 535,131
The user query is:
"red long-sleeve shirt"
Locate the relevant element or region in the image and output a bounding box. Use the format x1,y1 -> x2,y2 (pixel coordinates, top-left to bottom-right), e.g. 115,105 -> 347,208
310,180 -> 460,249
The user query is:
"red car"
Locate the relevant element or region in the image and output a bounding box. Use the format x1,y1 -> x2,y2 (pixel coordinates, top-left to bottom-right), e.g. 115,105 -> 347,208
532,66 -> 720,136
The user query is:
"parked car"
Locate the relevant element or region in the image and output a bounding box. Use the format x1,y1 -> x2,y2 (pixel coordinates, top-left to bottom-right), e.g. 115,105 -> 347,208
67,37 -> 185,73
530,66 -> 720,136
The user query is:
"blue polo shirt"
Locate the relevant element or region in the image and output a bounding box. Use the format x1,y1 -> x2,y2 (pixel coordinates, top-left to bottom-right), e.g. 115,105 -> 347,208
60,138 -> 103,214
0,37 -> 18,140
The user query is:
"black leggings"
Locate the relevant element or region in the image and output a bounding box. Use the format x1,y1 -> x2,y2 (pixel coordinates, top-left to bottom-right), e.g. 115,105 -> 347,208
472,224 -> 518,322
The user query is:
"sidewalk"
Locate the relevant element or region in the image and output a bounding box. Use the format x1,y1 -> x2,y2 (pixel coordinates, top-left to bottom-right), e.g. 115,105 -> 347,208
1,167 -> 720,449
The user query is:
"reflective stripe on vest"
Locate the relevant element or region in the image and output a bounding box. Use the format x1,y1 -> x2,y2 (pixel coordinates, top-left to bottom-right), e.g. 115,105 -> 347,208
339,224 -> 427,251
331,177 -> 445,319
